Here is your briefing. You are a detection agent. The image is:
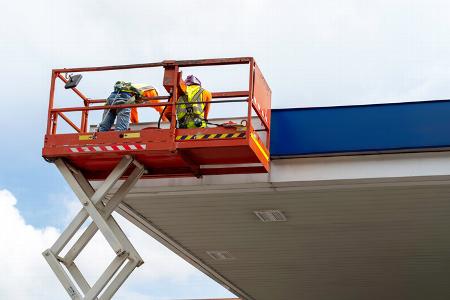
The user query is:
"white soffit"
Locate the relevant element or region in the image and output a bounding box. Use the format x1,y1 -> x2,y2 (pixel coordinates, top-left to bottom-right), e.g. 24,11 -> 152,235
107,151 -> 450,196
110,151 -> 450,300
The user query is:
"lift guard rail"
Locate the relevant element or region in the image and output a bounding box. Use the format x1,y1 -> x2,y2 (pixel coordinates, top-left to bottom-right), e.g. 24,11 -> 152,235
46,57 -> 270,136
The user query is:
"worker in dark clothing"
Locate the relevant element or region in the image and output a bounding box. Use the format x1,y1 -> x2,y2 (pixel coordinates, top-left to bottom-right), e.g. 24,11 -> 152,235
98,81 -> 135,131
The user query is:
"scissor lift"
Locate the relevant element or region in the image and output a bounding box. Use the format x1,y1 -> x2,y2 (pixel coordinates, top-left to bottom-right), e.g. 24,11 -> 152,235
42,57 -> 271,299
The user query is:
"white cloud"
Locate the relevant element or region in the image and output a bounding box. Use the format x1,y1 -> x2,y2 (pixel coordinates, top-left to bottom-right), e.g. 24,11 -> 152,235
0,189 -> 64,300
0,189 -> 233,299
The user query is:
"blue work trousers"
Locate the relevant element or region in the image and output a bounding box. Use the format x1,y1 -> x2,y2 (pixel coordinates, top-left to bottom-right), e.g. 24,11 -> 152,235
98,92 -> 131,132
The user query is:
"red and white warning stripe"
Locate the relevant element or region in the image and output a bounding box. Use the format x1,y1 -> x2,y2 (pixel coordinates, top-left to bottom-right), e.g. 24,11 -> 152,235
69,144 -> 146,153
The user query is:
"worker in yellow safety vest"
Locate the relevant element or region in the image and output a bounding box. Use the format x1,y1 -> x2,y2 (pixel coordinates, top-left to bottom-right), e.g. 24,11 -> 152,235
176,75 -> 212,128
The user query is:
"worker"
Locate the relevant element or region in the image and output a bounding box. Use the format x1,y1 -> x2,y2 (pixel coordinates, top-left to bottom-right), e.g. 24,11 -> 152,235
99,82 -> 160,131
176,75 -> 212,128
98,81 -> 136,132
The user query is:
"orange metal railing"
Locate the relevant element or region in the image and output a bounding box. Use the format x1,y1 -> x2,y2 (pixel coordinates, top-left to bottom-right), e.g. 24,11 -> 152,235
46,57 -> 271,149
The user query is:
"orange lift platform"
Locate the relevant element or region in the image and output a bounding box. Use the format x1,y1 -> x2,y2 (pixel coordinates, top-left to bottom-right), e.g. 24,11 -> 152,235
42,58 -> 270,300
42,57 -> 271,180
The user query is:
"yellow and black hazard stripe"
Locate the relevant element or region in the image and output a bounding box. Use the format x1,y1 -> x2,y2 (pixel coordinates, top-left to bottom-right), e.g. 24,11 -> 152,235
176,132 -> 246,141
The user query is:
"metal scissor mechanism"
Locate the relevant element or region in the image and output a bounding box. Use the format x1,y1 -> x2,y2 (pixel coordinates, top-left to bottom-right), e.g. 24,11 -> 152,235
43,155 -> 145,300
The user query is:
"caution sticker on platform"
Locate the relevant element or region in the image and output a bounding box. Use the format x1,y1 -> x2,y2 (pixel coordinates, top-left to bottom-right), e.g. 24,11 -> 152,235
79,134 -> 94,141
176,132 -> 246,141
122,132 -> 140,139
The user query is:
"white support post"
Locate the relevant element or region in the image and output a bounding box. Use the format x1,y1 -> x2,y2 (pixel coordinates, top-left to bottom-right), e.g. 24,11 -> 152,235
43,156 -> 145,300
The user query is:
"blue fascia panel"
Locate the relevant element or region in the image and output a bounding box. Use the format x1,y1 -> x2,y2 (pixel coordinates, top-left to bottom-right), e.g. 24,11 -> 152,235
270,100 -> 450,157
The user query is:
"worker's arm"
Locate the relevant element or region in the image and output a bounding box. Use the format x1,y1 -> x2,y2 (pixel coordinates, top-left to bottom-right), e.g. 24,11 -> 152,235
203,90 -> 212,119
143,89 -> 173,122
130,108 -> 139,123
131,89 -> 159,124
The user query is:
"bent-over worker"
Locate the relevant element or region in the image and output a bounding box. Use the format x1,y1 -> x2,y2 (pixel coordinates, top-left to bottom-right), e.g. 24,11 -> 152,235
98,81 -> 136,131
99,82 -> 159,131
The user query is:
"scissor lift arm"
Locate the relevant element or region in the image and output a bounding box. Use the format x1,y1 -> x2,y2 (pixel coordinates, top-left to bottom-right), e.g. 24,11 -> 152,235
43,156 -> 145,300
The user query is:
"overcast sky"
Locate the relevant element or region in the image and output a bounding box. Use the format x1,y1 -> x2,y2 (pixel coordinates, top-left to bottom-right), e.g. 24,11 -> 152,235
1,0 -> 450,299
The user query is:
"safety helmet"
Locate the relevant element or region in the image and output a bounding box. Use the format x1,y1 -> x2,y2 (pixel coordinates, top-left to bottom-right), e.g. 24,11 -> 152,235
114,81 -> 127,92
185,75 -> 201,86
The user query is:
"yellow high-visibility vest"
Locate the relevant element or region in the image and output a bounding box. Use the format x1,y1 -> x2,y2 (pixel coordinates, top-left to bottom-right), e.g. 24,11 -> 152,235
176,85 -> 207,128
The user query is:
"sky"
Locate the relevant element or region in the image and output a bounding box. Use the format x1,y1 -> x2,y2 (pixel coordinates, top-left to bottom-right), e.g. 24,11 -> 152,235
1,0 -> 450,299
